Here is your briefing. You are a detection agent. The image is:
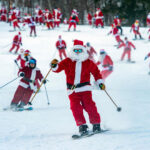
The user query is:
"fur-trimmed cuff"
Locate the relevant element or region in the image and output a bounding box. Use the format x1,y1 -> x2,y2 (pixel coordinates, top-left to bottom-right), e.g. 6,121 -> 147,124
52,64 -> 58,71
96,79 -> 104,85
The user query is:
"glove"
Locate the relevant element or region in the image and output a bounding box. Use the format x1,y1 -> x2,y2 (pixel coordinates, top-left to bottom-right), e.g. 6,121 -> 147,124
43,79 -> 47,84
14,59 -> 17,63
99,83 -> 105,90
25,56 -> 28,61
20,43 -> 22,46
20,72 -> 25,77
51,59 -> 58,68
144,56 -> 148,60
109,66 -> 113,71
134,48 -> 136,50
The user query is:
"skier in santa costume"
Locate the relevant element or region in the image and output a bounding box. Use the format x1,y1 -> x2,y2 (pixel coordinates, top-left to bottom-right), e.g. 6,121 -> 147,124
87,13 -> 93,25
114,16 -> 123,35
108,23 -> 123,46
94,8 -> 104,28
118,37 -> 136,62
10,58 -> 46,109
130,20 -> 143,40
144,52 -> 150,74
146,12 -> 150,27
56,35 -> 67,60
86,42 -> 97,62
68,12 -> 79,31
0,6 -> 7,22
50,39 -> 105,135
9,32 -> 22,54
97,49 -> 113,80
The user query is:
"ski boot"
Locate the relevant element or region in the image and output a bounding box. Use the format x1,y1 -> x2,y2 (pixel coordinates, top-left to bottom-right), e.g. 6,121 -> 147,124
17,101 -> 26,111
79,124 -> 89,136
10,102 -> 18,110
93,124 -> 101,133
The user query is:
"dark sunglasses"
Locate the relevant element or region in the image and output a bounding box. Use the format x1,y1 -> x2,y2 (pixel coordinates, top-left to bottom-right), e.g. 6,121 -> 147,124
73,49 -> 83,53
100,52 -> 105,55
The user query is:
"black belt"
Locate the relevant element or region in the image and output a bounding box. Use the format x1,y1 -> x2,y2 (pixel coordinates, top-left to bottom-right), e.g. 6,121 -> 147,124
67,82 -> 90,90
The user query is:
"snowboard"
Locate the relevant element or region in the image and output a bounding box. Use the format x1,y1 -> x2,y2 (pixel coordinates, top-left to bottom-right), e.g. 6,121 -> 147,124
72,129 -> 109,140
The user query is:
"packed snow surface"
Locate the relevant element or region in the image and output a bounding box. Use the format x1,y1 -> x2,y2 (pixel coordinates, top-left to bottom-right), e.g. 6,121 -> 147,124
0,23 -> 150,150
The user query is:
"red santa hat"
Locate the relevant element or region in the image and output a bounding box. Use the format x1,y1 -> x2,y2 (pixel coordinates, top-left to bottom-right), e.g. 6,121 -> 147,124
18,32 -> 21,35
72,39 -> 86,51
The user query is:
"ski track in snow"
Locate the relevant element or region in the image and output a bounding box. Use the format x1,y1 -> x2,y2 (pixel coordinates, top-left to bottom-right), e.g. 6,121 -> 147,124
0,22 -> 150,150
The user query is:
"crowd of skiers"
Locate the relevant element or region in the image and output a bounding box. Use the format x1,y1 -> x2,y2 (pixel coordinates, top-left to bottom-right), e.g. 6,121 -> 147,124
1,5 -> 150,136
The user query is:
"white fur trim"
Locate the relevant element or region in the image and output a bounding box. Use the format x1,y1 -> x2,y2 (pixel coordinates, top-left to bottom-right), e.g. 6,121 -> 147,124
29,68 -> 37,91
19,81 -> 29,88
74,61 -> 82,84
52,65 -> 58,71
97,79 -> 104,85
67,85 -> 92,95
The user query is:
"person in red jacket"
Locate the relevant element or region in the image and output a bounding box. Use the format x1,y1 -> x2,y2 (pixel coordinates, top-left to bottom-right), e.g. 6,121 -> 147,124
108,24 -> 123,45
53,8 -> 62,27
146,12 -> 150,27
118,37 -> 136,62
86,42 -> 97,62
10,58 -> 46,110
87,13 -> 92,25
50,39 -> 105,136
56,35 -> 67,60
130,20 -> 143,40
97,49 -> 113,80
114,16 -> 123,35
68,13 -> 79,31
45,9 -> 54,29
9,32 -> 22,54
94,8 -> 104,28
11,12 -> 20,30
0,6 -> 7,22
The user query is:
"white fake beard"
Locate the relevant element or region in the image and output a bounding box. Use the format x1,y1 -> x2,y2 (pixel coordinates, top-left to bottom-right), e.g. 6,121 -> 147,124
69,50 -> 89,62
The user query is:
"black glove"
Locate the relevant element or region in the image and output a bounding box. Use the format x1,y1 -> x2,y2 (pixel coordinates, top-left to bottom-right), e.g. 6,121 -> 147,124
20,43 -> 22,46
109,66 -> 113,71
43,79 -> 47,84
20,72 -> 25,77
14,60 -> 17,63
99,83 -> 105,90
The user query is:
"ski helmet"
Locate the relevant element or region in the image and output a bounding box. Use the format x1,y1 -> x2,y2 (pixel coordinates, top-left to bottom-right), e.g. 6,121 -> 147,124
29,58 -> 36,69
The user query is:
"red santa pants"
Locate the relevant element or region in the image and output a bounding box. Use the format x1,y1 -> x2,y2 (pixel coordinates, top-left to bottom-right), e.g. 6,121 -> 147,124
68,22 -> 76,30
88,20 -> 92,25
54,21 -> 60,27
1,14 -> 7,22
101,70 -> 113,80
95,19 -> 104,27
9,44 -> 20,53
133,30 -> 141,35
149,34 -> 150,40
13,21 -> 20,29
58,49 -> 67,60
47,22 -> 54,29
68,91 -> 101,126
115,35 -> 123,43
11,85 -> 33,105
121,50 -> 131,60
30,26 -> 36,36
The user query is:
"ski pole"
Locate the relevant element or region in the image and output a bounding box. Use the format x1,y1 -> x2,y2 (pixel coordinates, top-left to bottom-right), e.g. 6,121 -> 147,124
44,84 -> 50,105
104,89 -> 122,112
0,77 -> 19,89
14,60 -> 20,69
28,68 -> 52,105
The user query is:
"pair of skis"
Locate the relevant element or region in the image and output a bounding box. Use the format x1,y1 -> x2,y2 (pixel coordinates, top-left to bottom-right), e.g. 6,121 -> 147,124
72,129 -> 109,139
3,106 -> 33,112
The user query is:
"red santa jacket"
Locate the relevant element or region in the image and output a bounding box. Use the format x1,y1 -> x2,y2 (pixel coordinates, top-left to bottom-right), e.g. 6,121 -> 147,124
45,12 -> 53,22
53,9 -> 61,21
0,8 -> 7,14
87,13 -> 92,21
18,66 -> 44,91
13,35 -> 22,45
131,24 -> 139,31
69,15 -> 79,23
94,10 -> 103,20
146,15 -> 150,25
97,55 -> 113,71
11,13 -> 18,22
109,27 -> 119,37
56,40 -> 66,49
27,17 -> 36,27
118,41 -> 135,51
114,18 -> 121,26
16,54 -> 33,68
52,58 -> 103,95
38,9 -> 43,16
